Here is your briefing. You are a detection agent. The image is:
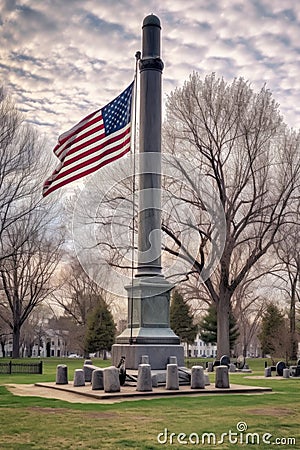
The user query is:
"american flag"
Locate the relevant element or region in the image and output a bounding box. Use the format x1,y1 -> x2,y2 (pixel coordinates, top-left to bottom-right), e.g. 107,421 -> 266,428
43,82 -> 134,197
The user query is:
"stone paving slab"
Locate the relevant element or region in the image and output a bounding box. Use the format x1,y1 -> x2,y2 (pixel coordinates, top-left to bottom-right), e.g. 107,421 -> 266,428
27,382 -> 273,403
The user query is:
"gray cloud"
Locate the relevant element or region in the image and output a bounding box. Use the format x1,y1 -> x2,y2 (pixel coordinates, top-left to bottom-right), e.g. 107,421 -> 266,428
0,0 -> 299,153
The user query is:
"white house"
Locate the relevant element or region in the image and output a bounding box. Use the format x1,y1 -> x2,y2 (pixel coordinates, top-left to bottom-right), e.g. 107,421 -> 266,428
184,333 -> 217,358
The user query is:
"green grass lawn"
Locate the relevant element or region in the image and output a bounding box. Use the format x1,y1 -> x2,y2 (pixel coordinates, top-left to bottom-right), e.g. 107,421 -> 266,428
0,358 -> 299,449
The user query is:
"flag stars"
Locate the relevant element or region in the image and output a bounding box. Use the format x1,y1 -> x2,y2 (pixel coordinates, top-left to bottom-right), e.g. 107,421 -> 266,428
103,83 -> 133,136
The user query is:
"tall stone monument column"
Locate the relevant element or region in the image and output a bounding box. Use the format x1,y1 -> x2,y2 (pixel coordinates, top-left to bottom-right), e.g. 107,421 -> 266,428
112,14 -> 184,370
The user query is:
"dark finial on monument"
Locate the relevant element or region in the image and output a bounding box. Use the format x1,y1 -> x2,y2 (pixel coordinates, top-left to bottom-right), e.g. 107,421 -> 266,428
143,14 -> 161,28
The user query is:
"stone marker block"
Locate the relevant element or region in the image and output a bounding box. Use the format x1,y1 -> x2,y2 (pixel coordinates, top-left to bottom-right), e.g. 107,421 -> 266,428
56,364 -> 68,385
92,368 -> 104,390
191,366 -> 205,389
169,356 -> 177,365
141,355 -> 149,364
83,364 -> 97,382
264,367 -> 272,377
136,364 -> 152,392
152,374 -> 158,387
103,366 -> 120,393
84,359 -> 93,366
204,374 -> 210,385
283,368 -> 290,379
207,362 -> 214,372
166,363 -> 179,390
215,365 -> 230,388
73,369 -> 85,387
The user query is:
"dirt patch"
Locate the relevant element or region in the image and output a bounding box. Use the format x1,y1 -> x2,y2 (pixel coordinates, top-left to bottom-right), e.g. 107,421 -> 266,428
26,407 -> 119,419
248,407 -> 292,417
5,384 -> 103,404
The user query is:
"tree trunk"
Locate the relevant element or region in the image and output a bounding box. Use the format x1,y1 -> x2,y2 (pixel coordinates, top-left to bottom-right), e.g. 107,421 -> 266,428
0,341 -> 5,357
290,276 -> 298,360
12,325 -> 20,358
216,292 -> 231,358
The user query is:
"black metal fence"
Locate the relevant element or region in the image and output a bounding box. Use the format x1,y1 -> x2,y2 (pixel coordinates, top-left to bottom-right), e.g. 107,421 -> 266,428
0,361 -> 43,375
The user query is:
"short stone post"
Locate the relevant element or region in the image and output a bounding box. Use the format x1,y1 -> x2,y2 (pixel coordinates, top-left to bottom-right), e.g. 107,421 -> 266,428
166,364 -> 179,390
264,367 -> 272,377
103,366 -> 120,393
83,364 -> 96,382
152,374 -> 158,387
136,364 -> 152,392
73,369 -> 85,387
207,362 -> 214,372
204,373 -> 210,385
283,368 -> 290,379
191,366 -> 205,389
169,356 -> 177,365
141,355 -> 149,364
84,359 -> 93,366
92,369 -> 104,390
56,364 -> 68,385
215,365 -> 230,388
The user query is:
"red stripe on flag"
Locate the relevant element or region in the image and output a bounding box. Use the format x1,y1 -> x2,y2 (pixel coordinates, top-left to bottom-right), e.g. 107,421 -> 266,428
43,82 -> 134,197
43,146 -> 131,197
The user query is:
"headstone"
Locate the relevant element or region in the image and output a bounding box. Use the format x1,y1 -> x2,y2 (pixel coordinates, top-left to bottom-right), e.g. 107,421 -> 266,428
215,365 -> 230,388
56,364 -> 68,385
191,366 -> 205,389
283,368 -> 290,379
236,355 -> 246,370
103,366 -> 120,393
166,364 -> 179,390
73,369 -> 85,387
136,364 -> 152,392
84,359 -> 93,365
207,362 -> 214,372
141,355 -> 149,364
289,366 -> 300,377
276,361 -> 286,377
220,355 -> 230,367
213,360 -> 220,368
169,356 -> 177,365
229,363 -> 236,373
83,364 -> 97,382
264,367 -> 272,377
92,369 -> 104,390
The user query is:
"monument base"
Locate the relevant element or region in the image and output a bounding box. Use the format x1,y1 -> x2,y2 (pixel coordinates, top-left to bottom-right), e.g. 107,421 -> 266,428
112,343 -> 185,370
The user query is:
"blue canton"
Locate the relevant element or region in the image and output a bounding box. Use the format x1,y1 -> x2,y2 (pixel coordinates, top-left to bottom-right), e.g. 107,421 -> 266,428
102,82 -> 134,136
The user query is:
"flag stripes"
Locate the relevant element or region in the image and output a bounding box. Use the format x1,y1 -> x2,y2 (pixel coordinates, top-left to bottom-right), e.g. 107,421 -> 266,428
43,82 -> 134,197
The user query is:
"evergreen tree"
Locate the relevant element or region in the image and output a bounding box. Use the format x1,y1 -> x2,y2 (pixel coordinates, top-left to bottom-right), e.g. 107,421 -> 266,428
170,291 -> 197,347
258,303 -> 285,358
199,304 -> 239,351
84,298 -> 116,355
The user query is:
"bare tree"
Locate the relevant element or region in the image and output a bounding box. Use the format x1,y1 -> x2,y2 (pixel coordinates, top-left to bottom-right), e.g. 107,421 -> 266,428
273,218 -> 300,359
0,86 -> 64,357
163,73 -> 300,357
0,87 -> 45,261
0,211 -> 63,357
54,258 -> 107,326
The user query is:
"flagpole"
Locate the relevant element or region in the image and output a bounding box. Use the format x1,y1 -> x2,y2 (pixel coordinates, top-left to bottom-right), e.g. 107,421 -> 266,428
129,51 -> 141,345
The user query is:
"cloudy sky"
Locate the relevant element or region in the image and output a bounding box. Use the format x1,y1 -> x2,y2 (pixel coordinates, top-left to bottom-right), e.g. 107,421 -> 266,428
1,0 -> 300,153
